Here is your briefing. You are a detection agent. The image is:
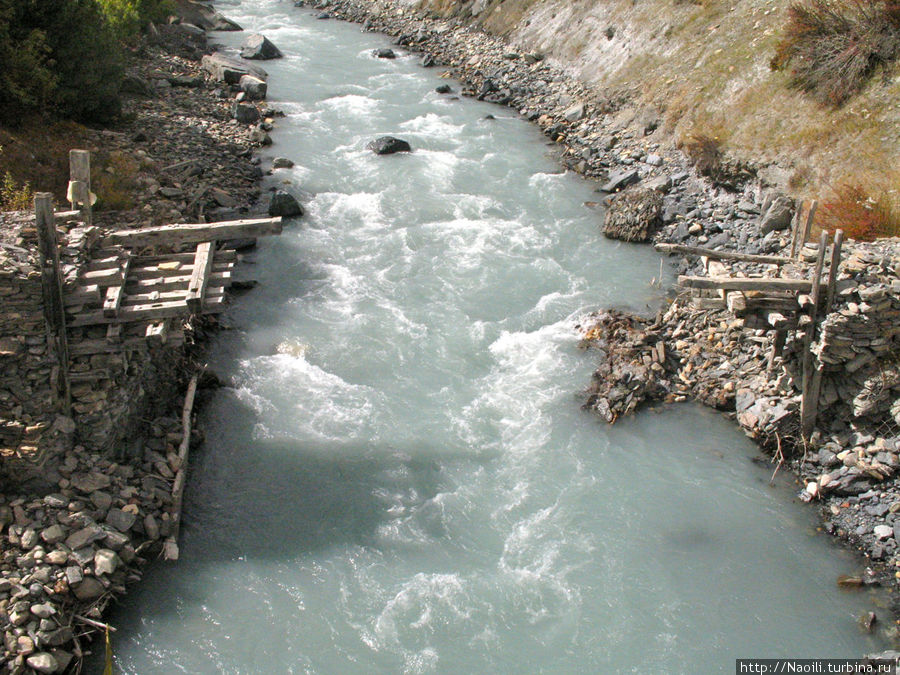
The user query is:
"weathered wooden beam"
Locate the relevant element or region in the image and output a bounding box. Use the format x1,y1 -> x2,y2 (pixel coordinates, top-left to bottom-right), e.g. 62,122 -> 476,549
146,321 -> 168,347
69,150 -> 92,228
102,217 -> 282,248
122,286 -> 226,306
67,295 -> 226,326
789,199 -> 817,259
106,323 -> 122,344
68,330 -> 185,356
129,260 -> 233,281
767,329 -> 788,373
103,285 -> 124,318
656,243 -> 792,265
186,241 -> 214,314
54,209 -> 82,222
64,285 -> 102,307
823,229 -> 844,316
679,276 -> 816,292
80,267 -> 125,287
34,193 -> 71,414
126,269 -> 233,292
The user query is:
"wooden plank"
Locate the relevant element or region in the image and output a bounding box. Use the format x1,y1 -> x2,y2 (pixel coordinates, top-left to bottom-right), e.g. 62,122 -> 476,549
54,209 -> 82,221
34,193 -> 71,414
65,285 -> 101,307
767,329 -> 788,373
678,276 -> 815,292
67,295 -> 226,326
129,260 -> 233,280
126,249 -> 237,265
80,267 -> 125,287
655,243 -> 791,266
122,286 -> 226,306
84,255 -> 129,271
186,241 -> 214,313
126,269 -> 233,292
69,331 -> 184,356
102,217 -> 282,248
103,285 -> 125,318
800,231 -> 829,441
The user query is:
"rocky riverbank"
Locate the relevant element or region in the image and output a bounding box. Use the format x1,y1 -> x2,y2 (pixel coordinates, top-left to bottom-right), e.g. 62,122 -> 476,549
0,7 -> 297,673
301,0 -> 900,641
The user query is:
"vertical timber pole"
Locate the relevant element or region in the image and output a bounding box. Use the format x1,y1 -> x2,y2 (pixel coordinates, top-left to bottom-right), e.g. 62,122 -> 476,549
68,149 -> 92,227
800,230 -> 828,442
34,193 -> 71,415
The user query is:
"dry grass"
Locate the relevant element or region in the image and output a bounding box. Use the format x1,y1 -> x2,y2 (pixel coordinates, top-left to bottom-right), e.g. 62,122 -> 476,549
92,151 -> 140,212
817,183 -> 900,240
772,0 -> 900,105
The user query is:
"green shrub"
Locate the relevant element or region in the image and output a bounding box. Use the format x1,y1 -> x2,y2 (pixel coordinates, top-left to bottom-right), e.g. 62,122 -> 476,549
0,0 -> 123,124
98,0 -> 174,39
0,171 -> 34,212
772,0 -> 900,105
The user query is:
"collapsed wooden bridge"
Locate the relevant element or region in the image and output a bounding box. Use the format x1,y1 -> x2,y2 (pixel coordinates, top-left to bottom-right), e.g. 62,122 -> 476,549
33,150 -> 283,413
657,200 -> 845,441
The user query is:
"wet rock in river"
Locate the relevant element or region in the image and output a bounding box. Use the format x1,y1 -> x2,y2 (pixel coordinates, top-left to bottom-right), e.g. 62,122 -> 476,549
268,190 -> 304,217
240,75 -> 268,101
373,48 -> 396,59
241,33 -> 283,60
234,103 -> 260,125
367,136 -> 411,155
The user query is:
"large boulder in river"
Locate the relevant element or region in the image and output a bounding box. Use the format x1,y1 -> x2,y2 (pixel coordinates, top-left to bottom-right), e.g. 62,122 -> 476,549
268,190 -> 304,218
173,0 -> 242,30
233,102 -> 260,124
367,136 -> 411,155
373,48 -> 396,59
202,53 -> 268,84
241,33 -> 283,60
603,187 -> 663,243
240,75 -> 267,100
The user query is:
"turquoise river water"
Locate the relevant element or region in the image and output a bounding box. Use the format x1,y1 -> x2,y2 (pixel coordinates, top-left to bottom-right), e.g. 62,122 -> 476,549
99,2 -> 886,672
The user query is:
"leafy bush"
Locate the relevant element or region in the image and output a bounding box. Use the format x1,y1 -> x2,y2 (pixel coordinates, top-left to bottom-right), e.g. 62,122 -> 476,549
0,0 -> 123,123
772,0 -> 900,105
0,171 -> 34,212
817,183 -> 900,240
97,0 -> 174,40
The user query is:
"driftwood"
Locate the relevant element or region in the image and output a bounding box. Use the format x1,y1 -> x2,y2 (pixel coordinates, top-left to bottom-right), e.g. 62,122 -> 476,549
164,373 -> 200,561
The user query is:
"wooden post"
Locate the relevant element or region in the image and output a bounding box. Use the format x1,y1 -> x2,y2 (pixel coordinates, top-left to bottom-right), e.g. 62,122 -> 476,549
823,229 -> 844,316
799,230 -> 828,441
790,200 -> 817,259
68,150 -> 92,227
767,329 -> 787,373
34,193 -> 72,414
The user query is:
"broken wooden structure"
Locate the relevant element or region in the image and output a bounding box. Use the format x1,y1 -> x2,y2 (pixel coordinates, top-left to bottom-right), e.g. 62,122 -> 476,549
657,200 -> 845,442
34,150 -> 283,411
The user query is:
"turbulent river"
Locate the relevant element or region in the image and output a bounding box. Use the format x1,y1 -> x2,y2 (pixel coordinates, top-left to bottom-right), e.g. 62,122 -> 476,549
102,2 -> 885,672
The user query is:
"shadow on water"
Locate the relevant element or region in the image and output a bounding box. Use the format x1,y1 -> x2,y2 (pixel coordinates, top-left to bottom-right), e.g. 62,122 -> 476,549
177,388 -> 448,562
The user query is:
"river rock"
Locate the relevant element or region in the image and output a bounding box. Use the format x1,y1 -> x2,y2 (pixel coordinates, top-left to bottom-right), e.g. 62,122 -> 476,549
435,84 -> 453,94
563,102 -> 585,122
173,0 -> 242,31
202,53 -> 268,85
600,169 -> 639,193
41,525 -> 66,545
25,653 -> 59,674
72,576 -> 105,601
94,549 -> 119,576
268,190 -> 304,217
373,48 -> 396,59
241,33 -> 283,60
603,187 -> 663,243
234,103 -> 260,124
273,157 -> 295,169
105,507 -> 136,533
758,195 -> 793,234
239,75 -> 267,101
65,524 -> 105,551
367,136 -> 411,155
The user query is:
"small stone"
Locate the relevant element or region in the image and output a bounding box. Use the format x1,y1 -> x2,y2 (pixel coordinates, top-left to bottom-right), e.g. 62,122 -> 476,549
563,102 -> 585,122
90,491 -> 113,511
272,157 -> 294,169
94,549 -> 119,576
65,524 -> 105,551
46,550 -> 67,565
105,507 -> 136,533
72,576 -> 105,601
30,603 -> 55,619
17,635 -> 34,654
26,653 -> 59,674
21,528 -> 39,550
64,566 -> 83,587
874,525 -> 894,540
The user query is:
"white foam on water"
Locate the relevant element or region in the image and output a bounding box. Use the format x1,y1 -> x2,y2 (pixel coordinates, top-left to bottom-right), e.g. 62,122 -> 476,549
231,353 -> 382,444
320,93 -> 382,117
399,112 -> 465,139
318,191 -> 386,230
408,149 -> 459,184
